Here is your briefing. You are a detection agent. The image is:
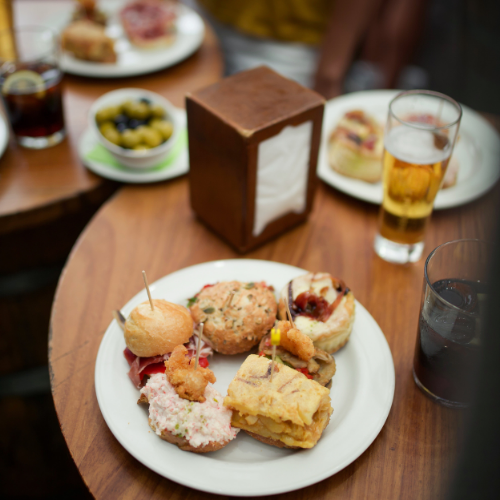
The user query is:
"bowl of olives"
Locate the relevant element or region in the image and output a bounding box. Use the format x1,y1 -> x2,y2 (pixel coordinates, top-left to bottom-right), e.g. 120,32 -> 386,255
89,88 -> 178,169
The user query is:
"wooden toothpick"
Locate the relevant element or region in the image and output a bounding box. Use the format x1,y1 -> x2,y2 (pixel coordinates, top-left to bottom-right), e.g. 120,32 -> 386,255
286,297 -> 296,328
270,328 -> 280,382
195,323 -> 203,370
142,271 -> 154,311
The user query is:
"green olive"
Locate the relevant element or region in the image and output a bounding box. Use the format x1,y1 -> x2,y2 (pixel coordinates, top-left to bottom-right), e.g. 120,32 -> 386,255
95,105 -> 121,123
102,127 -> 121,146
99,121 -> 115,134
127,101 -> 150,120
141,127 -> 163,148
121,100 -> 136,116
121,129 -> 141,149
150,103 -> 165,119
150,119 -> 173,141
135,125 -> 149,142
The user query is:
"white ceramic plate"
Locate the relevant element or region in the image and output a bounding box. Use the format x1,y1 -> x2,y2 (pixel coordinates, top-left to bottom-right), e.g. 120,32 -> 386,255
318,90 -> 500,209
50,1 -> 204,78
0,114 -> 8,160
79,107 -> 188,183
95,259 -> 395,496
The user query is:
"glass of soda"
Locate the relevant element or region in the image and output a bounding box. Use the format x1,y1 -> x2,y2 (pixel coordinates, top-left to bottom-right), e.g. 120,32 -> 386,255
0,26 -> 65,148
413,239 -> 491,408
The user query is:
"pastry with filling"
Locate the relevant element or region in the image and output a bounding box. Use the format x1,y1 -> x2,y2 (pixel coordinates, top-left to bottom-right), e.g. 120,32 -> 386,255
258,320 -> 336,387
278,272 -> 355,353
189,281 -> 277,355
328,110 -> 383,183
224,354 -> 332,449
61,20 -> 116,63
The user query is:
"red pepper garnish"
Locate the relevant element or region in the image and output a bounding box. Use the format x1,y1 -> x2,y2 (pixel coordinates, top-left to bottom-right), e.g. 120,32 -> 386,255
258,351 -> 266,357
198,357 -> 209,368
140,362 -> 166,380
296,367 -> 313,379
202,284 -> 214,290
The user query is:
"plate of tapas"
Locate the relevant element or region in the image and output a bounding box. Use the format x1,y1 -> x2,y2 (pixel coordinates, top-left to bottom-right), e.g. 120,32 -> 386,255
95,259 -> 395,496
318,90 -> 500,209
52,0 -> 204,78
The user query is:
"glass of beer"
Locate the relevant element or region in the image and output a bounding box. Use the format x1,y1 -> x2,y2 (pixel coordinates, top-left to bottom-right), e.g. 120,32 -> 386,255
0,26 -> 65,148
374,90 -> 462,264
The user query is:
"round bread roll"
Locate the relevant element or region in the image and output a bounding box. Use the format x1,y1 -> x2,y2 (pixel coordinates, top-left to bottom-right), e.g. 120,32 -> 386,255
278,272 -> 355,354
189,281 -> 277,355
124,299 -> 192,357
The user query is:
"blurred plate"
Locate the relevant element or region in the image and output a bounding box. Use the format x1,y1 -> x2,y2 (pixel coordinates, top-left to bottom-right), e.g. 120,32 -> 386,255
79,107 -> 188,183
95,259 -> 395,496
0,114 -> 8,159
318,90 -> 500,209
49,0 -> 204,78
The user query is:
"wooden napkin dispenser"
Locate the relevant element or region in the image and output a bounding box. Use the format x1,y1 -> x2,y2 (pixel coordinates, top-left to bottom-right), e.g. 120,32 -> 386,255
186,66 -> 325,253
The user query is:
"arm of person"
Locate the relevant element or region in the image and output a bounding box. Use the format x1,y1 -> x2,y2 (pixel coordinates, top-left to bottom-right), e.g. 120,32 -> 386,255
313,0 -> 384,99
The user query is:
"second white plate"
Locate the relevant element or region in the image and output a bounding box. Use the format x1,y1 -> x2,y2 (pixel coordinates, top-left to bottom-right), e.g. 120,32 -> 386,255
318,90 -> 500,209
49,1 -> 205,78
95,259 -> 395,496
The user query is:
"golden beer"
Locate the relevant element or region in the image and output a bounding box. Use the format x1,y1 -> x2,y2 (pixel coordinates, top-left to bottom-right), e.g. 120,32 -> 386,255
378,126 -> 451,245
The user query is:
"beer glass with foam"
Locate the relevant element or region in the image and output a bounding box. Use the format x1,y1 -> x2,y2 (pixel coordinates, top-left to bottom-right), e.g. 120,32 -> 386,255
374,90 -> 462,264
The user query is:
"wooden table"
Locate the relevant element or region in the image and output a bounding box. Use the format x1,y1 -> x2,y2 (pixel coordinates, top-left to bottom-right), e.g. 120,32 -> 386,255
49,149 -> 500,498
0,0 -> 222,273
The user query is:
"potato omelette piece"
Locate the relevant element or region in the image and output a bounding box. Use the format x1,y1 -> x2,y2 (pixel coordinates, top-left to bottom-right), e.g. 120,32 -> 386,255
189,281 -> 277,355
224,355 -> 333,449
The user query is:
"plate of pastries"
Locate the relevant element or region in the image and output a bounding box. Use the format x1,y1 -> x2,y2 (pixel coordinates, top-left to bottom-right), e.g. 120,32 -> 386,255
95,259 -> 395,496
56,0 -> 204,77
318,90 -> 500,209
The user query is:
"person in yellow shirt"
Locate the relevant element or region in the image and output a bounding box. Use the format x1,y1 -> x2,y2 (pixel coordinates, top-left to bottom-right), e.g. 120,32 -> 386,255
196,0 -> 427,99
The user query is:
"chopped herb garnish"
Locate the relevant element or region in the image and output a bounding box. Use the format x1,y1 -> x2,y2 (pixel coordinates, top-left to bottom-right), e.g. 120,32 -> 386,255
187,296 -> 198,307
245,282 -> 255,289
175,424 -> 179,429
214,398 -> 218,402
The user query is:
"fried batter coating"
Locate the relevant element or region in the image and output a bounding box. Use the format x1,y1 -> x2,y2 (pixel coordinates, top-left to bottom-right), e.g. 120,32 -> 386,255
165,345 -> 216,402
276,320 -> 315,361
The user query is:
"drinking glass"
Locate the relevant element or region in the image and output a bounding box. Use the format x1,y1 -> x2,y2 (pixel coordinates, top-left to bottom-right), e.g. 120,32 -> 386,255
413,239 -> 491,408
374,90 -> 462,264
0,26 -> 65,148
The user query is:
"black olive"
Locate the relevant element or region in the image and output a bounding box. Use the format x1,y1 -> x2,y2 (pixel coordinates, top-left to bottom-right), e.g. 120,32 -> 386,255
114,114 -> 128,124
116,122 -> 127,133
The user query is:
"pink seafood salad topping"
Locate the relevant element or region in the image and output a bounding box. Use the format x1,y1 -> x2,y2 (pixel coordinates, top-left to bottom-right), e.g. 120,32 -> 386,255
141,373 -> 238,448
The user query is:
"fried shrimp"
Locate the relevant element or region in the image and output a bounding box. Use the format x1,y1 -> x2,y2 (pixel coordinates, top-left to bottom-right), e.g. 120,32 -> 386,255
276,320 -> 315,361
165,345 -> 216,403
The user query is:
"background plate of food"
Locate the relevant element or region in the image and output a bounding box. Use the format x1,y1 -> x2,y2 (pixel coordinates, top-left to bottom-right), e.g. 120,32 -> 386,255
52,0 -> 204,77
317,90 -> 500,209
95,259 -> 395,496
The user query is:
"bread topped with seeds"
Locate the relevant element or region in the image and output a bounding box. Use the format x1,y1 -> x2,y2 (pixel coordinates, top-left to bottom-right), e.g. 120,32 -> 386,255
189,281 -> 277,355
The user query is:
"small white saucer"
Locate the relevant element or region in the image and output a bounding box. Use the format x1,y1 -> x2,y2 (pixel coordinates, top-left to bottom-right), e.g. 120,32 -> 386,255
78,108 -> 188,184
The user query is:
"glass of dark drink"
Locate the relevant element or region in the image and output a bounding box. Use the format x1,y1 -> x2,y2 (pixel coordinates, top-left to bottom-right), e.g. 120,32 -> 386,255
0,26 -> 65,148
413,239 -> 491,408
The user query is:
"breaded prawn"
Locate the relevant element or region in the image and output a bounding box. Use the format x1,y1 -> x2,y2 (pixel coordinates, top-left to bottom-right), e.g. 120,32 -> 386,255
165,345 -> 216,402
276,320 -> 315,361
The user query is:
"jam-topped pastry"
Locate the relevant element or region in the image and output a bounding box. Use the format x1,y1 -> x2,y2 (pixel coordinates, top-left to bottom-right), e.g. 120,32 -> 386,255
278,272 -> 355,353
328,110 -> 384,183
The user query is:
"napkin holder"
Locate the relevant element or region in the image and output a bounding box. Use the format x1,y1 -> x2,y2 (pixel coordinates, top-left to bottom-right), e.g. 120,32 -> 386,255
186,66 -> 325,253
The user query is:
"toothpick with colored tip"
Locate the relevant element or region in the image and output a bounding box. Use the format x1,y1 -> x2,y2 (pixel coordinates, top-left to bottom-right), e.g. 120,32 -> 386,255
195,323 -> 204,370
270,327 -> 281,382
142,270 -> 154,311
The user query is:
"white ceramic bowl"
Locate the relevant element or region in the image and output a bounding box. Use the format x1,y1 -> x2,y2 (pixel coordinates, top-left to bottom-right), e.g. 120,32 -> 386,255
89,88 -> 179,169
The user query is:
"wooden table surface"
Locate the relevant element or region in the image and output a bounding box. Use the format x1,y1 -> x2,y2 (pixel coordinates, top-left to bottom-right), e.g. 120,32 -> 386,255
49,137 -> 500,500
0,1 -> 222,235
